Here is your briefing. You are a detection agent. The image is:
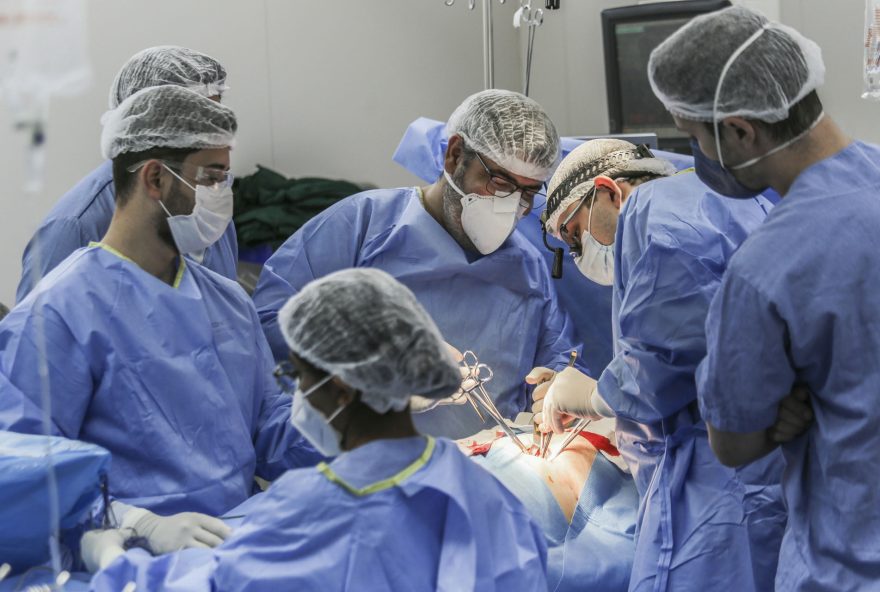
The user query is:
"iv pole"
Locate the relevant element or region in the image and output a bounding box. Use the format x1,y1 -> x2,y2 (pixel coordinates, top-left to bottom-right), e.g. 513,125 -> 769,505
446,0 -> 557,93
445,0 -> 507,90
483,0 -> 496,89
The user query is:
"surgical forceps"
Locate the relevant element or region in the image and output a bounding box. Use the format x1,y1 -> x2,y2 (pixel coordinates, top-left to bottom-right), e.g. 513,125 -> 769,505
459,351 -> 529,453
537,350 -> 577,458
549,417 -> 592,462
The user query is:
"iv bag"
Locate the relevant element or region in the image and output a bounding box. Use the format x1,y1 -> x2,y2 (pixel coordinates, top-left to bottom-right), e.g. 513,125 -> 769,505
866,0 -> 880,101
0,0 -> 92,117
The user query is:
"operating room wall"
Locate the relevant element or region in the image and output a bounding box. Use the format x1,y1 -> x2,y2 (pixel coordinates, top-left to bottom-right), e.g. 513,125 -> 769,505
0,1 -> 875,308
0,0 -> 524,307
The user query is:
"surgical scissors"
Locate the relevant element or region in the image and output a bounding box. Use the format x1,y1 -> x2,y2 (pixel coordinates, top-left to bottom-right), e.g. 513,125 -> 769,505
459,351 -> 529,453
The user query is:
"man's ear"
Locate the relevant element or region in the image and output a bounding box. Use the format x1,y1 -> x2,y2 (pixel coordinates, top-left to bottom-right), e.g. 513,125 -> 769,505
593,175 -> 623,209
330,376 -> 357,408
721,116 -> 758,147
444,134 -> 465,176
140,160 -> 166,201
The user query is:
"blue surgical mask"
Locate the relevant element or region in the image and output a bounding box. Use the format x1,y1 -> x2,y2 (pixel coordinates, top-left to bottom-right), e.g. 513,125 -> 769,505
290,374 -> 347,457
691,139 -> 766,199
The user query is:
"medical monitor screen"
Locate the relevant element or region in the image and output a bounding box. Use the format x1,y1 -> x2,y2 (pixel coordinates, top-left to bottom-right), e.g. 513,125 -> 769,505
613,18 -> 689,138
602,0 -> 731,150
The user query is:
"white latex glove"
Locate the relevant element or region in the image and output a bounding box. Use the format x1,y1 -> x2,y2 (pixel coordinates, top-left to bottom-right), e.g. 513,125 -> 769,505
121,507 -> 232,554
410,341 -> 472,413
81,529 -> 127,573
542,367 -> 601,434
444,341 -> 465,364
524,366 -> 556,428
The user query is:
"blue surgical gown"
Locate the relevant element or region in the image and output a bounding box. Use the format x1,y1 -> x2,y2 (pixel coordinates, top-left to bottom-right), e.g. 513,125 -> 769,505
597,171 -> 786,591
89,437 -> 548,592
251,187 -> 581,439
392,116 -> 698,374
0,244 -> 320,516
697,141 -> 880,591
16,160 -> 239,303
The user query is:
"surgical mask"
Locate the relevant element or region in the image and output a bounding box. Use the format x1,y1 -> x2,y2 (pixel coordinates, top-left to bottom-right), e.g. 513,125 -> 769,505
574,192 -> 614,285
444,170 -> 523,255
290,374 -> 347,457
705,24 -> 825,198
160,165 -> 233,256
691,139 -> 765,199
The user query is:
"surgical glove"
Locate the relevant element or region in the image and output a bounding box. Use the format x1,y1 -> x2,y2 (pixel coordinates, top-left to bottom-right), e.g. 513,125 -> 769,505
542,367 -> 600,434
770,384 -> 813,443
81,529 -> 127,573
444,341 -> 465,363
525,367 -> 556,428
410,342 -> 470,413
121,507 -> 232,554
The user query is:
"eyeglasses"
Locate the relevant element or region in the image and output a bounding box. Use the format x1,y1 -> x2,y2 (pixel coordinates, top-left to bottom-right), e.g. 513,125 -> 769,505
273,360 -> 299,394
127,160 -> 234,188
558,186 -> 599,258
472,151 -> 547,212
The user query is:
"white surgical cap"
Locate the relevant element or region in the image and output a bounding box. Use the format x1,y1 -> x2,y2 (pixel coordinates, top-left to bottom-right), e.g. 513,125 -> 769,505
100,85 -> 237,160
109,46 -> 228,109
544,139 -> 675,237
648,6 -> 824,123
278,268 -> 461,414
447,89 -> 560,180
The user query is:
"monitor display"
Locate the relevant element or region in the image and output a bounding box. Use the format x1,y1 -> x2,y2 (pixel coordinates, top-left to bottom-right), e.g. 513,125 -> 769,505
602,1 -> 731,151
614,18 -> 690,138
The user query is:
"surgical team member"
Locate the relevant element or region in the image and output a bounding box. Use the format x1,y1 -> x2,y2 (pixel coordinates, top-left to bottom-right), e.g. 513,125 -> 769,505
16,46 -> 238,302
252,89 -> 581,439
82,268 -> 548,592
0,85 -> 319,554
649,6 -> 880,590
532,139 -> 800,590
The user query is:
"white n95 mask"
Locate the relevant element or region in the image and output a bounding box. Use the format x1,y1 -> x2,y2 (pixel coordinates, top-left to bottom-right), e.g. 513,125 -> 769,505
161,166 -> 233,257
444,170 -> 522,255
572,186 -> 615,286
290,374 -> 347,457
575,229 -> 614,286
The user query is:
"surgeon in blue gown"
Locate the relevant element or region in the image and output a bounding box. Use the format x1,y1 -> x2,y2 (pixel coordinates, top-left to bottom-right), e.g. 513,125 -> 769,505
534,139 -> 793,591
649,7 -> 880,590
16,46 -> 238,303
82,268 -> 548,592
0,86 -> 319,555
252,90 -> 582,439
392,118 -> 707,377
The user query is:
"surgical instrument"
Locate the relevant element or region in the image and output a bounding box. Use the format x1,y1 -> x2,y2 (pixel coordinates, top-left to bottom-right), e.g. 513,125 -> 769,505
540,350 -> 577,458
549,417 -> 592,462
459,350 -> 529,453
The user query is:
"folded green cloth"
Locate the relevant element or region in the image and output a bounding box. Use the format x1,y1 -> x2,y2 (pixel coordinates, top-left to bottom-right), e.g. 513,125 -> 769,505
233,165 -> 363,250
